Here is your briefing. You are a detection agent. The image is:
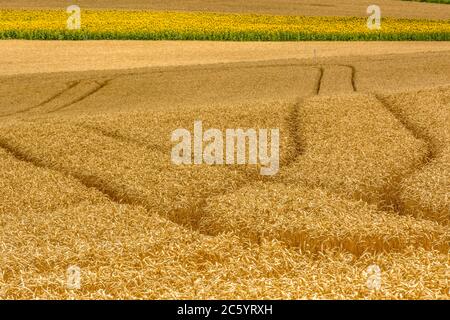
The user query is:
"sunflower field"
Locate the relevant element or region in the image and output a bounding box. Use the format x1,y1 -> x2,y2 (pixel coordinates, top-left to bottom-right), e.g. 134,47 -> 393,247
1,9 -> 450,41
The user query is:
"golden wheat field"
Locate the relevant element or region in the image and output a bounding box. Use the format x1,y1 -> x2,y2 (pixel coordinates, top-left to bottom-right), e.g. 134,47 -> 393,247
0,40 -> 448,300
0,0 -> 449,303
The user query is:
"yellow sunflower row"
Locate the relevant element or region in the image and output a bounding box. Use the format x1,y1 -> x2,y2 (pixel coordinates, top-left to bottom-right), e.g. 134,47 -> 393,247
0,9 -> 449,40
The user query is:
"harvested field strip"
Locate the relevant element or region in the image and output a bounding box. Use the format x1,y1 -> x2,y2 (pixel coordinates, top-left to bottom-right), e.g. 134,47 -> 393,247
200,183 -> 449,255
1,10 -> 450,41
3,42 -> 450,78
376,87 -> 450,224
281,94 -> 428,209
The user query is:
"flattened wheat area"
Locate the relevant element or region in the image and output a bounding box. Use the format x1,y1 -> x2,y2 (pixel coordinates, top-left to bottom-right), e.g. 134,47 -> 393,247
0,0 -> 449,303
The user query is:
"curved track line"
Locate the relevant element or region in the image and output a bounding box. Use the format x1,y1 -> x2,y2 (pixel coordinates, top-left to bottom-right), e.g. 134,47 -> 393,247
374,94 -> 434,213
0,137 -> 213,236
375,94 -> 434,160
0,80 -> 81,118
37,80 -> 81,107
285,98 -> 306,167
116,61 -> 356,89
0,61 -> 351,119
339,64 -> 357,92
48,79 -> 112,113
315,67 -> 324,95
